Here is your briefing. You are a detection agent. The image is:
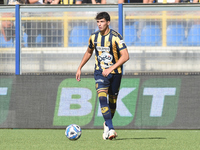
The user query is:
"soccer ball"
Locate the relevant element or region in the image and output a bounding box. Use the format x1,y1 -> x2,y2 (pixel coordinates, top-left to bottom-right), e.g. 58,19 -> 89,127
65,124 -> 82,140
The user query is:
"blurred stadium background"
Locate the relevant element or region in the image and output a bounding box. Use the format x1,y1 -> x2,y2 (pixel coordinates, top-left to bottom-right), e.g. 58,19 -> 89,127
1,4 -> 200,74
1,4 -> 200,130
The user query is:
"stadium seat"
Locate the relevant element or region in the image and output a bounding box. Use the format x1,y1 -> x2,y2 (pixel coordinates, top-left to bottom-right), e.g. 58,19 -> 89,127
124,24 -> 137,46
22,32 -> 28,47
0,34 -> 14,48
36,34 -> 45,43
35,34 -> 46,47
167,24 -> 185,46
135,24 -> 161,46
185,24 -> 200,46
69,25 -> 90,47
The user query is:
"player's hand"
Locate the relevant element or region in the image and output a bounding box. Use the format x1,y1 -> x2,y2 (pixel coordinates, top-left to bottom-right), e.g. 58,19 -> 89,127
102,68 -> 112,77
76,69 -> 81,81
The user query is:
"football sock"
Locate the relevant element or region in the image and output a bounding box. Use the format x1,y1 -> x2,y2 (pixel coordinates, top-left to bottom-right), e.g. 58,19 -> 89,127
98,92 -> 114,130
109,95 -> 117,118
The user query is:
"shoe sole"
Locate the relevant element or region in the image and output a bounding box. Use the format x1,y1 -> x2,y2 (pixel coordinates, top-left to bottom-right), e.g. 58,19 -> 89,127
108,135 -> 116,140
108,133 -> 117,140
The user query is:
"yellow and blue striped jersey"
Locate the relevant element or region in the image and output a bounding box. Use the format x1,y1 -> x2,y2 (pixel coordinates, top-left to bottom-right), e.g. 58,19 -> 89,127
88,29 -> 127,74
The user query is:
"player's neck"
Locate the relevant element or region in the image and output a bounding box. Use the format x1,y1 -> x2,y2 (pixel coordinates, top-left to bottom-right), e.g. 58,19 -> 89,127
100,27 -> 110,36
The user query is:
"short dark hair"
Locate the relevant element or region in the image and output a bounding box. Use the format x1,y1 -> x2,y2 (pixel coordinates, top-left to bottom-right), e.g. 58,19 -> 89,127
95,12 -> 110,22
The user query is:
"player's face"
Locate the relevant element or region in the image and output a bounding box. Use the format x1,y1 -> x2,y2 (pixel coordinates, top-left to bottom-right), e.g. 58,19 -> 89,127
97,18 -> 110,33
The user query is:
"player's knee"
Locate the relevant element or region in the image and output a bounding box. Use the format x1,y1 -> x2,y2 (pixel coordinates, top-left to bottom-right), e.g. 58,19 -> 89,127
98,91 -> 107,105
98,91 -> 107,98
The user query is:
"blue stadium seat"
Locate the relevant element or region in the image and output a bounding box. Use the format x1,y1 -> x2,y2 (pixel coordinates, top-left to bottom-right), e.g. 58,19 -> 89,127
185,24 -> 200,46
124,24 -> 137,46
69,25 -> 90,47
167,24 -> 185,46
0,34 -> 14,48
35,34 -> 46,47
135,25 -> 161,46
22,32 -> 28,47
36,34 -> 45,43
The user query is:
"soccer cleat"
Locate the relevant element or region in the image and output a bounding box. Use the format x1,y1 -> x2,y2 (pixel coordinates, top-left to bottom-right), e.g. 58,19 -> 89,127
102,122 -> 109,140
108,129 -> 118,140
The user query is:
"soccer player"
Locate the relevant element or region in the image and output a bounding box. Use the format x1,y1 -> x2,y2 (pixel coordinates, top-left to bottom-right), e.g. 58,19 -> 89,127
76,12 -> 129,140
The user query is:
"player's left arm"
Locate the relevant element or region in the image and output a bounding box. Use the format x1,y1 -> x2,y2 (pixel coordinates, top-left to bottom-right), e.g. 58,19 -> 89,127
102,48 -> 129,77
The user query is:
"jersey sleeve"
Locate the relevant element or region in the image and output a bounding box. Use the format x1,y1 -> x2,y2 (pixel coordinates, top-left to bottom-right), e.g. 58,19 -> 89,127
88,35 -> 94,50
115,34 -> 127,51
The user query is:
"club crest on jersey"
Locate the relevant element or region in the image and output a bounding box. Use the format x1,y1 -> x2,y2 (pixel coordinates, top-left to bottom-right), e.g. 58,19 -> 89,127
106,41 -> 110,47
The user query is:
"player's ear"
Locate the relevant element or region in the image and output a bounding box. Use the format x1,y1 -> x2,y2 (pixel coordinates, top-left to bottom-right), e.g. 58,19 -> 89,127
107,21 -> 110,26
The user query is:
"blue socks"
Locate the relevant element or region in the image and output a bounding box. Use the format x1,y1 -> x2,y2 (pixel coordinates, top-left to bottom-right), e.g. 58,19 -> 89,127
98,92 -> 114,130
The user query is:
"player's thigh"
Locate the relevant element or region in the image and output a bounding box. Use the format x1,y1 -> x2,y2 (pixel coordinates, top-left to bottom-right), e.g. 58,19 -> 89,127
108,74 -> 122,96
94,70 -> 110,93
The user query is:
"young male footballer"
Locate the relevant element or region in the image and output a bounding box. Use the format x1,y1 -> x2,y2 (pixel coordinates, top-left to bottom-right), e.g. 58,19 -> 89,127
76,12 -> 129,140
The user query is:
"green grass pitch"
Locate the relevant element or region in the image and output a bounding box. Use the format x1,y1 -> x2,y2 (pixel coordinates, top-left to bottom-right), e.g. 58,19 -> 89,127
1,129 -> 200,150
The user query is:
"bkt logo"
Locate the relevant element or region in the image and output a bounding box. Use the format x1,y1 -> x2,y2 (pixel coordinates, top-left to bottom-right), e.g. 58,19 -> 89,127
53,78 -> 181,127
0,78 -> 12,125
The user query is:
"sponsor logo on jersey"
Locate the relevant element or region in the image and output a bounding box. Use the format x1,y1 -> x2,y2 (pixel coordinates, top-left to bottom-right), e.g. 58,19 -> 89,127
119,40 -> 125,45
98,52 -> 113,64
96,46 -> 110,52
101,64 -> 113,69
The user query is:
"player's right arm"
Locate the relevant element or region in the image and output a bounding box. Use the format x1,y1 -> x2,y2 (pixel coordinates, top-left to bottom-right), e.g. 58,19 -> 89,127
76,47 -> 94,81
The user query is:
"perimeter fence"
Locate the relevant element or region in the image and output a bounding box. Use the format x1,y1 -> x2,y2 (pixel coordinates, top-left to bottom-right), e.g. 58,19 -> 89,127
1,4 -> 200,129
1,4 -> 200,74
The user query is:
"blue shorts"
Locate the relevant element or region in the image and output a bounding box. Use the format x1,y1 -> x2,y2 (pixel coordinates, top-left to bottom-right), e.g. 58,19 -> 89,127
94,70 -> 122,95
